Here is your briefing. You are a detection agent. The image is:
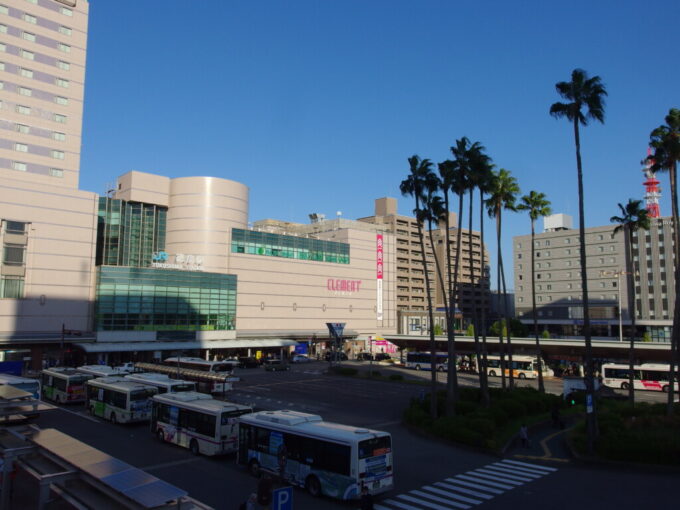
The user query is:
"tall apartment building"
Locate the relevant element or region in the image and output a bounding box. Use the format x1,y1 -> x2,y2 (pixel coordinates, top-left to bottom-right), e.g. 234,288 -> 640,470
513,214 -> 629,338
359,197 -> 489,334
0,1 -> 96,364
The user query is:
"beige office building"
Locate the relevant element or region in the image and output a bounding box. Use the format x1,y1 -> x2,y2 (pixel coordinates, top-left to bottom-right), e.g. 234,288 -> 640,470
0,0 -> 97,365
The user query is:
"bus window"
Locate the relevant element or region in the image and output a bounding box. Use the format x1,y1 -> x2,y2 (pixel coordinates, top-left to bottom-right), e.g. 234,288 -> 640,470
359,436 -> 392,459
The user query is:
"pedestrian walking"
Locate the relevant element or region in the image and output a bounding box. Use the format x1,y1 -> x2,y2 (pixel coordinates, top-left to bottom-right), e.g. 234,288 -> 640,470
359,485 -> 374,510
519,423 -> 530,448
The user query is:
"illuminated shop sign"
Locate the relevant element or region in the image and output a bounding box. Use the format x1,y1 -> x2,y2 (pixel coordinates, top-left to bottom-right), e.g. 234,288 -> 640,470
151,252 -> 204,271
327,279 -> 362,293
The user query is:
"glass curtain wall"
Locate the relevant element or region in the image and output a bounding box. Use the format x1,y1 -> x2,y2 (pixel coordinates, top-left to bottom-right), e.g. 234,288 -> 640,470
231,228 -> 349,264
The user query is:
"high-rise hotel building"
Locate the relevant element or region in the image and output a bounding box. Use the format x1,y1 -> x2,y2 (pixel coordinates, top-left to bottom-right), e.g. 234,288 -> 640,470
0,0 -> 97,352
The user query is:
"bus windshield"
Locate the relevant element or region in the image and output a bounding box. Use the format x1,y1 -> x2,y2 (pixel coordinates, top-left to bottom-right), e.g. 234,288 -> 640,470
130,389 -> 156,401
172,384 -> 196,392
359,436 -> 391,459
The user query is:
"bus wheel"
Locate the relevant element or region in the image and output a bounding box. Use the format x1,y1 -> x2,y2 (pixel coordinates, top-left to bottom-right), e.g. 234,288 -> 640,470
415,365 -> 421,371
110,413 -> 117,424
305,475 -> 321,497
518,373 -> 526,380
248,459 -> 261,477
190,439 -> 200,456
662,385 -> 669,393
489,370 -> 496,377
156,429 -> 165,442
621,382 -> 630,390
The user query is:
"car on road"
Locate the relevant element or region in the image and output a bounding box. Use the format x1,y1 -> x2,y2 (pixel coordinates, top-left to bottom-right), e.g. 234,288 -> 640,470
374,353 -> 392,362
356,352 -> 373,361
263,359 -> 290,371
238,357 -> 260,369
324,351 -> 348,361
291,354 -> 311,363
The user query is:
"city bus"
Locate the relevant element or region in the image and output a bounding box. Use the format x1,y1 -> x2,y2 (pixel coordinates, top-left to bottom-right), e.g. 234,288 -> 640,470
86,376 -> 157,423
0,374 -> 40,399
405,352 -> 448,371
125,373 -> 196,394
76,365 -> 130,378
40,368 -> 92,404
601,363 -> 679,393
238,410 -> 393,500
485,355 -> 543,380
151,391 -> 252,456
163,357 -> 235,373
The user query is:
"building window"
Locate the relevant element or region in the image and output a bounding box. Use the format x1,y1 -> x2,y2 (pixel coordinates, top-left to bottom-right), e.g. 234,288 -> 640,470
599,282 -> 605,288
3,244 -> 25,265
54,114 -> 67,123
516,243 -> 522,249
0,6 -> 7,15
518,264 -> 522,270
51,150 -> 64,160
0,277 -> 24,299
56,78 -> 69,88
25,0 -> 38,4
0,43 -> 6,52
18,86 -> 31,96
13,162 -> 27,172
5,221 -> 27,235
517,253 -> 522,259
545,240 -> 551,246
20,68 -> 33,78
537,284 -> 542,291
22,32 -> 36,42
565,238 -> 571,244
599,258 -> 604,264
60,7 -> 73,16
546,284 -> 552,290
537,296 -> 543,302
49,168 -> 63,178
23,14 -> 37,24
566,272 -> 571,278
518,297 -> 524,303
536,262 -> 541,269
57,60 -> 70,71
15,143 -> 28,152
55,96 -> 68,105
16,124 -> 29,134
612,281 -> 617,288
58,43 -> 71,53
59,26 -> 72,36
566,261 -> 572,267
518,285 -> 523,292
53,131 -> 65,141
518,275 -> 523,280
546,273 -> 551,279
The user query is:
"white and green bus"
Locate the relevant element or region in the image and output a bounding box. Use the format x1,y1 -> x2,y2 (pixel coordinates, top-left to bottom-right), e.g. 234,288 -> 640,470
238,410 -> 393,500
151,392 -> 252,456
125,373 -> 196,394
86,376 -> 157,424
40,368 -> 92,404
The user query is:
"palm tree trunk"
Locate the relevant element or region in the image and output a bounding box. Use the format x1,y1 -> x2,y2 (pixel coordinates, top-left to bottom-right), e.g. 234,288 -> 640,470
531,219 -> 545,392
452,193 -> 465,373
626,228 -> 636,406
667,162 -> 680,414
573,118 -> 598,452
478,189 -> 490,405
444,192 -> 459,415
468,189 -> 487,405
500,255 -> 514,389
496,211 -> 507,390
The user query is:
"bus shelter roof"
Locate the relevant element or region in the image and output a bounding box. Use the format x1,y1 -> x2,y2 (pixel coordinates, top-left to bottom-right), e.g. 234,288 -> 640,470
75,339 -> 298,353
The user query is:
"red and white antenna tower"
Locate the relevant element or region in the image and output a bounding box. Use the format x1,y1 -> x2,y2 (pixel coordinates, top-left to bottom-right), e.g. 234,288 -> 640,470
643,147 -> 661,218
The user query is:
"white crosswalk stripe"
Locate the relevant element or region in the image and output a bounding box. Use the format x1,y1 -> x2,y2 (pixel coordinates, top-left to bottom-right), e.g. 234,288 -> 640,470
373,460 -> 557,510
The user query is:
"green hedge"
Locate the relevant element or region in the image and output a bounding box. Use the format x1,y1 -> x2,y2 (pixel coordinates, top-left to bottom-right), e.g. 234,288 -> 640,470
570,401 -> 680,465
331,367 -> 358,376
404,387 -> 563,451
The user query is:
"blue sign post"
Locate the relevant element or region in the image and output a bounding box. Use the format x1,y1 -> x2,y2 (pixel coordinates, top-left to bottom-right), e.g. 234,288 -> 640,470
586,393 -> 593,414
272,486 -> 293,510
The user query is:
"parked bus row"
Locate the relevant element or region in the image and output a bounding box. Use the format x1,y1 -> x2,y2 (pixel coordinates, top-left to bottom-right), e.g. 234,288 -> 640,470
601,363 -> 679,393
404,352 -> 549,379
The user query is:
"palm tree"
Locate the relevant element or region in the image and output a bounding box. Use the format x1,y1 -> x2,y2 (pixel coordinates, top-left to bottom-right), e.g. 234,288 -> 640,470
517,191 -> 552,393
486,169 -> 521,390
550,68 -> 607,451
610,199 -> 650,407
400,155 -> 438,419
647,108 -> 680,413
437,159 -> 461,414
466,142 -> 494,406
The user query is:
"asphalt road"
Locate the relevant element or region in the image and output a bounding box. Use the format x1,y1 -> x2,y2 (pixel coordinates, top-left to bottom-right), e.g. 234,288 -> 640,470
33,361 -> 675,510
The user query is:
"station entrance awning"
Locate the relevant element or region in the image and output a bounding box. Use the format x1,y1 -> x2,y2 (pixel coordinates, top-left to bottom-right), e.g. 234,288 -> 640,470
75,339 -> 298,353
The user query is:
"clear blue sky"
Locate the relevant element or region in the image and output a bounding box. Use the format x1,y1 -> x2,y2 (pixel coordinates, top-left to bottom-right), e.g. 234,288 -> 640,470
81,0 -> 680,289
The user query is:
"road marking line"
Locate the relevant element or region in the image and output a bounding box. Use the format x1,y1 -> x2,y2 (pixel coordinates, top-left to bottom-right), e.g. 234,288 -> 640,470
440,479 -> 502,496
420,486 -> 482,504
475,467 -> 534,482
454,474 -> 513,490
142,457 -> 200,471
382,498 -> 423,510
374,504 -> 392,510
495,461 -> 548,476
469,470 -> 523,486
435,480 -> 496,498
398,493 -> 469,510
501,459 -> 558,471
410,489 -> 473,509
488,463 -> 542,478
57,406 -> 100,423
539,427 -> 572,457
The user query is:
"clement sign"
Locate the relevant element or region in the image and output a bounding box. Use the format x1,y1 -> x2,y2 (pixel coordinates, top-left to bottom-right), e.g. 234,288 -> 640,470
327,279 -> 362,292
151,252 -> 204,271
